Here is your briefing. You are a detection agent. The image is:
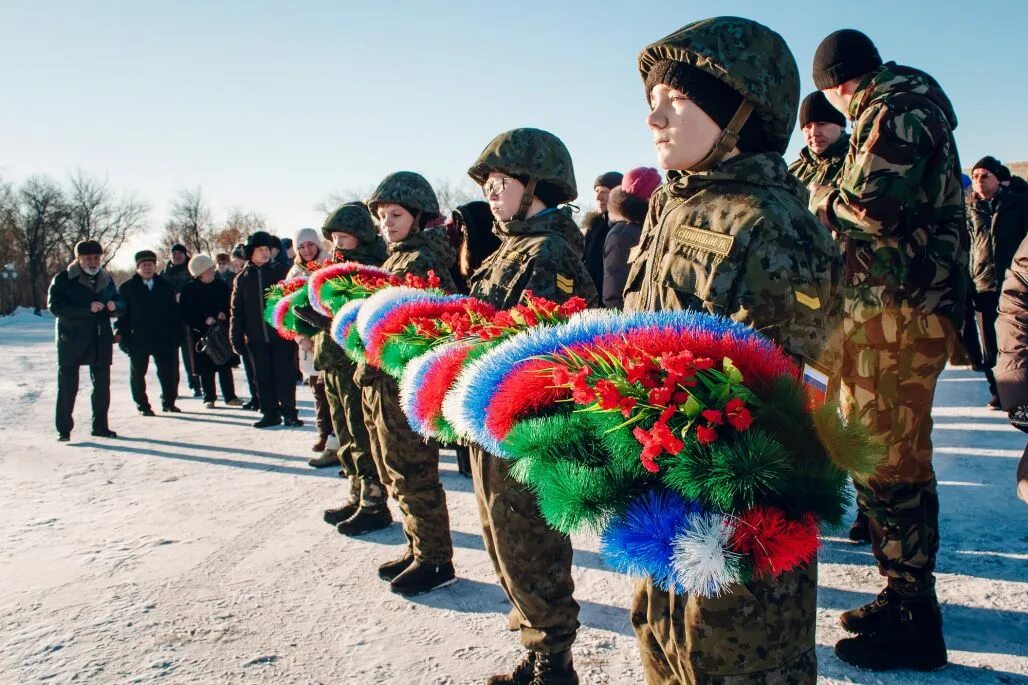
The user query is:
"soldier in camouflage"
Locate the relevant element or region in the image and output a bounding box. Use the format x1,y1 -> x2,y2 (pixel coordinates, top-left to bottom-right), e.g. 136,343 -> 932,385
316,202 -> 390,529
467,128 -> 598,685
342,172 -> 457,597
788,91 -> 850,189
623,17 -> 843,684
808,28 -> 966,671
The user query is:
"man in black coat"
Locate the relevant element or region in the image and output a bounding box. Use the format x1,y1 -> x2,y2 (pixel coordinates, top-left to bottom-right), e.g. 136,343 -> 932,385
229,231 -> 301,428
47,240 -> 123,441
162,243 -> 201,397
115,250 -> 182,415
581,171 -> 622,300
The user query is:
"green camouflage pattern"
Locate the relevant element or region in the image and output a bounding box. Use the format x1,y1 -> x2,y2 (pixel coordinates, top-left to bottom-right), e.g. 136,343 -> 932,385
467,128 -> 578,204
788,133 -> 850,188
367,171 -> 441,221
323,201 -> 379,244
470,446 -> 580,653
363,374 -> 453,564
382,226 -> 458,292
325,365 -> 385,510
631,568 -> 817,684
623,152 -> 843,369
811,62 -> 968,328
840,312 -> 948,594
468,207 -> 599,309
638,17 -> 800,155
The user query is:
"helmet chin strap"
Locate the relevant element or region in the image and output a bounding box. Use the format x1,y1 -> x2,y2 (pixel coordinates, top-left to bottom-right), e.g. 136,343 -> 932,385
688,100 -> 754,173
512,179 -> 538,222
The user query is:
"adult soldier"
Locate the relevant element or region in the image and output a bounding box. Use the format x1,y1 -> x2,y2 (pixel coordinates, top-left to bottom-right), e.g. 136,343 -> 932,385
788,91 -> 850,188
115,249 -> 182,416
343,172 -> 457,597
623,17 -> 842,684
308,203 -> 389,522
162,243 -> 201,397
967,156 -> 1028,409
466,128 -> 599,685
808,28 -> 966,670
48,240 -> 124,441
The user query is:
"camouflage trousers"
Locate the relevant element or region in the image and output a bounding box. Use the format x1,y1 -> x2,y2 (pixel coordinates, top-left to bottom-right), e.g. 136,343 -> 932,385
469,446 -> 580,654
840,313 -> 949,595
362,373 -> 453,565
630,563 -> 818,685
324,364 -> 384,510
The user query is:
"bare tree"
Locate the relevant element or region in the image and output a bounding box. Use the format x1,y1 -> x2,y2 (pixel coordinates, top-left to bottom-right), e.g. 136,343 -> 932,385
314,187 -> 375,215
432,177 -> 480,216
15,176 -> 70,313
214,208 -> 266,254
161,187 -> 215,256
63,170 -> 150,266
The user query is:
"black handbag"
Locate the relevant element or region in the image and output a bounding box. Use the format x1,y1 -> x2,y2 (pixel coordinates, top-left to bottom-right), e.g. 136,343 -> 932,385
198,322 -> 233,366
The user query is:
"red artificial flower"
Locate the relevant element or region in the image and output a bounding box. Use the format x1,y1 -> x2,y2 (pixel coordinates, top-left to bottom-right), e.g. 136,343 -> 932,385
672,391 -> 690,404
632,427 -> 663,473
571,368 -> 595,404
701,409 -> 724,426
724,397 -> 754,431
558,297 -> 587,317
491,310 -> 515,328
651,422 -> 684,455
551,366 -> 571,386
692,357 -> 715,371
625,358 -> 657,387
658,405 -> 676,425
594,379 -> 622,411
648,386 -> 672,406
659,350 -> 696,377
618,396 -> 637,417
413,319 -> 437,337
696,424 -> 719,445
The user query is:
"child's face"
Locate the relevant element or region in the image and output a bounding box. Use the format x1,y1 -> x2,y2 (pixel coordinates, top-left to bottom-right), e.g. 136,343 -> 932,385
377,204 -> 415,243
647,84 -> 724,171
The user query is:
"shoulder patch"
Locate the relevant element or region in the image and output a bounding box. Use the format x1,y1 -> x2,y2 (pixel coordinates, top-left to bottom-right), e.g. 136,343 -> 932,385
673,225 -> 735,258
794,291 -> 821,310
556,273 -> 574,294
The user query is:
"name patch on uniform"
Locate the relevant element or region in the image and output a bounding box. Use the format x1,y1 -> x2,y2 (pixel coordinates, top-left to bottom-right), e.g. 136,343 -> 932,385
673,225 -> 734,258
556,273 -> 574,294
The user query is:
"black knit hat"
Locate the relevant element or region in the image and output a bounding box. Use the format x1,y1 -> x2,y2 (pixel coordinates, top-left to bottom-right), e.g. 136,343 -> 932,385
171,243 -> 188,255
997,164 -> 1013,184
798,91 -> 846,128
134,249 -> 157,265
973,156 -> 1003,178
594,172 -> 623,190
75,239 -> 103,257
645,61 -> 769,153
812,29 -> 882,90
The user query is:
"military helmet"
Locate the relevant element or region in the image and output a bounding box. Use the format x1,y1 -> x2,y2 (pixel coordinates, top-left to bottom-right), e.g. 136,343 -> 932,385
467,128 -> 578,204
322,201 -> 377,243
638,16 -> 799,155
366,171 -> 440,222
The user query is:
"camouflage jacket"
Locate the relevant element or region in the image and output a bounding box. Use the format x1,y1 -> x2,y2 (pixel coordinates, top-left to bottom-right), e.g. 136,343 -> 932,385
967,188 -> 1028,294
623,152 -> 842,368
788,133 -> 849,188
382,226 -> 458,292
810,62 -> 968,330
317,238 -> 388,371
468,207 -> 599,309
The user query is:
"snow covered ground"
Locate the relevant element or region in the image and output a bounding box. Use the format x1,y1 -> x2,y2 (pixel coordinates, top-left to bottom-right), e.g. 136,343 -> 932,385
0,309 -> 1025,684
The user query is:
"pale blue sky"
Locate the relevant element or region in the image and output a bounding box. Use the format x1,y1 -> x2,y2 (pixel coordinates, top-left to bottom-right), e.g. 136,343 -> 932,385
2,1 -> 1026,266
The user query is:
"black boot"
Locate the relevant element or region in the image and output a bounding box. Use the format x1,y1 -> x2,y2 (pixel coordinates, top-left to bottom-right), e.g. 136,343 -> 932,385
283,415 -> 304,428
487,652 -> 537,685
253,415 -> 281,429
336,507 -> 391,536
455,445 -> 472,478
389,560 -> 456,596
840,587 -> 903,634
138,405 -> 155,417
528,651 -> 578,685
847,510 -> 871,544
378,552 -> 415,581
835,596 -> 947,671
323,501 -> 359,526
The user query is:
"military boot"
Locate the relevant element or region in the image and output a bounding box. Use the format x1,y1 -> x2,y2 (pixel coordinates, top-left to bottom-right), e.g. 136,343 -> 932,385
840,587 -> 903,634
487,652 -> 536,685
835,596 -> 947,671
378,552 -> 415,581
528,651 -> 578,685
389,560 -> 456,596
323,500 -> 359,526
847,510 -> 871,544
336,507 -> 391,536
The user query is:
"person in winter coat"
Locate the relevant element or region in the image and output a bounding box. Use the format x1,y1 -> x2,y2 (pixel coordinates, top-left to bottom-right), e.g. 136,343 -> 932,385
215,253 -> 236,284
162,243 -> 201,397
998,164 -> 1028,196
624,18 -> 843,684
602,167 -> 662,308
180,255 -> 241,408
453,201 -> 501,293
967,155 -> 1028,408
48,239 -> 124,441
809,28 -> 965,671
341,171 -> 457,599
994,234 -> 1028,504
788,90 -> 850,188
581,171 -> 623,298
229,231 -> 300,428
287,227 -> 338,461
115,250 -> 182,415
467,128 -> 600,685
231,244 -> 259,410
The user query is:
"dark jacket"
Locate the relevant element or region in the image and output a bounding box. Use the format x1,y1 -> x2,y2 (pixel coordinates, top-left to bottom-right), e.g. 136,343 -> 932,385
968,187 -> 1028,294
602,219 -> 642,309
115,273 -> 181,355
180,277 -> 234,371
996,234 -> 1028,410
581,211 -> 610,296
48,262 -> 122,367
229,259 -> 290,352
161,261 -> 191,293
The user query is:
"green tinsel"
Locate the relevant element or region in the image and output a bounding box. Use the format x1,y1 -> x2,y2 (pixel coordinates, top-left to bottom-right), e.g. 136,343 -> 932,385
811,403 -> 884,483
380,338 -> 435,379
343,324 -> 367,364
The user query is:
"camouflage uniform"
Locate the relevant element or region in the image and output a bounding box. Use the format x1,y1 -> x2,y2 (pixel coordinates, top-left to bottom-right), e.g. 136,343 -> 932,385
623,18 -> 843,684
466,128 -> 599,656
810,62 -> 967,596
788,133 -> 850,188
357,173 -> 454,564
322,202 -> 390,511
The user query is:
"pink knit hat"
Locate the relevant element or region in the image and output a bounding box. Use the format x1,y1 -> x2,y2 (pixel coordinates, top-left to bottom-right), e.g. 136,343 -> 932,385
621,167 -> 663,200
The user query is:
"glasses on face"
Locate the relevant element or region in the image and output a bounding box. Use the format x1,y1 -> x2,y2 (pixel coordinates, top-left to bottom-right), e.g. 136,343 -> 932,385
482,176 -> 515,198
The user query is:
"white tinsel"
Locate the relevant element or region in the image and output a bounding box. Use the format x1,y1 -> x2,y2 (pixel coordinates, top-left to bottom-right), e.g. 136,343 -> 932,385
671,512 -> 742,597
